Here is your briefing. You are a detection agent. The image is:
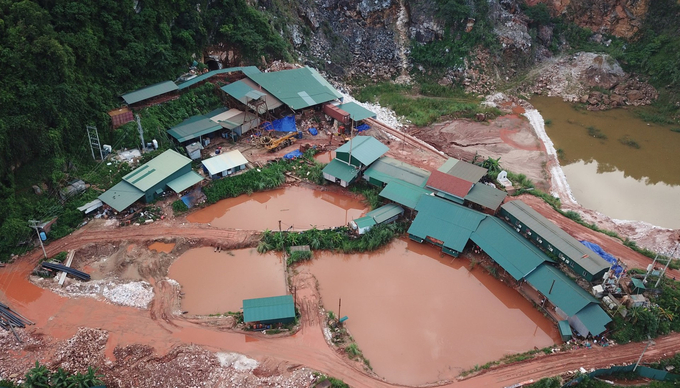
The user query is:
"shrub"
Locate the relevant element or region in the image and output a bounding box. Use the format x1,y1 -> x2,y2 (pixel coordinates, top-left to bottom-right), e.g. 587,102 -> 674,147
172,200 -> 189,214
619,136 -> 641,149
51,252 -> 68,263
586,126 -> 607,139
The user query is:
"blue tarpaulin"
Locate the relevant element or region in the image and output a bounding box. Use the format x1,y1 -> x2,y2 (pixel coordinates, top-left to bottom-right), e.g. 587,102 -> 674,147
283,150 -> 303,159
309,127 -> 318,136
272,115 -> 297,132
356,124 -> 370,132
581,240 -> 623,274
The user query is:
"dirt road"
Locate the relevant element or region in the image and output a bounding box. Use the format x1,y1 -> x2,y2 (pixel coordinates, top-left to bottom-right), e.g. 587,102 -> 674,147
4,218 -> 679,387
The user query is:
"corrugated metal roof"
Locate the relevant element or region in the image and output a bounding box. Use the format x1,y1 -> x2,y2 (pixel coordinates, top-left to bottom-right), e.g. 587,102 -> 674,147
243,295 -> 295,323
408,195 -> 486,253
363,157 -> 431,187
354,216 -> 376,229
247,67 -> 342,110
379,181 -> 431,209
335,136 -> 389,167
166,170 -> 203,193
525,263 -> 599,316
470,217 -> 550,280
123,149 -> 191,192
99,181 -> 144,212
176,66 -> 262,90
362,203 -> 404,224
220,79 -> 284,113
426,170 -> 474,199
336,102 -> 376,121
574,303 -> 611,337
121,81 -> 178,105
464,183 -> 507,210
322,159 -> 359,182
167,108 -> 228,142
202,150 -> 249,176
438,157 -> 488,182
558,320 -> 572,338
501,200 -> 610,276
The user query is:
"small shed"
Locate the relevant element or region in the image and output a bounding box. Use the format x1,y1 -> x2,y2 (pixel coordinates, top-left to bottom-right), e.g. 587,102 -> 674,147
630,278 -> 646,295
186,142 -> 203,160
322,159 -> 359,187
350,204 -> 404,234
202,150 -> 249,179
558,320 -> 573,342
243,295 -> 295,325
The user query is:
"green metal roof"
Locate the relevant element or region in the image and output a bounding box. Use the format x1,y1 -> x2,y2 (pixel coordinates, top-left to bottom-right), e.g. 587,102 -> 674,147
525,263 -> 599,316
379,181 -> 432,209
243,295 -> 295,323
247,66 -> 342,110
356,203 -> 404,226
123,149 -> 191,192
574,303 -> 611,337
176,66 -> 261,90
335,136 -> 389,166
471,217 -> 551,280
121,81 -> 178,105
558,320 -> 572,339
501,200 -> 610,276
465,183 -> 507,210
354,216 -> 376,229
322,159 -> 359,183
336,102 -> 376,121
166,170 -> 203,193
363,157 -> 431,187
98,181 -> 144,212
167,108 -> 228,143
408,195 -> 486,253
438,157 -> 488,182
631,278 -> 646,290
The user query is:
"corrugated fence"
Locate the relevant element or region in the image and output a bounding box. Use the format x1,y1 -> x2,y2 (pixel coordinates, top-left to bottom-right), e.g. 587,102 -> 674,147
564,364 -> 680,386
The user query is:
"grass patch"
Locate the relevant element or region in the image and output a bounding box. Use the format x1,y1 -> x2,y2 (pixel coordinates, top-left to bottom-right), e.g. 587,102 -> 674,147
287,250 -> 312,266
172,200 -> 189,214
258,222 -> 407,254
671,128 -> 680,133
349,181 -> 382,209
459,347 -> 553,377
586,126 -> 607,140
353,82 -> 501,127
544,119 -> 552,126
618,136 -> 641,149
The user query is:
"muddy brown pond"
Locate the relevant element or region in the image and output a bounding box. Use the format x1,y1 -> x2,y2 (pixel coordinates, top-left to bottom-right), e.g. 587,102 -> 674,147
187,186 -> 367,230
168,247 -> 286,315
303,238 -> 560,385
532,95 -> 680,228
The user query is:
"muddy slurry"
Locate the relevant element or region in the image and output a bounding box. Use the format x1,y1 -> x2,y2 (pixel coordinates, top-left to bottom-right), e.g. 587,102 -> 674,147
149,241 -> 175,253
313,151 -> 335,164
187,186 -> 368,231
304,239 -> 559,386
168,247 -> 286,315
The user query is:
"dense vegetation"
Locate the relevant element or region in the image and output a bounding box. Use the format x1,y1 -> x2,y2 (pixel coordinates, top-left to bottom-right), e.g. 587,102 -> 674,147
0,0 -> 290,262
0,361 -> 103,388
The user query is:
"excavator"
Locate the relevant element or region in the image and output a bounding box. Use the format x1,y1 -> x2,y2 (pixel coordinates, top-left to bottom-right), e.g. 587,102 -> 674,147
259,131 -> 301,152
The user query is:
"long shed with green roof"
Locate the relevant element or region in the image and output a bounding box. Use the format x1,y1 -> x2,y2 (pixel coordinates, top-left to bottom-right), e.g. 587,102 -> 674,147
99,149 -> 202,212
408,194 -> 486,257
470,217 -> 551,280
500,200 -> 610,281
247,66 -> 343,110
362,157 -> 430,188
379,181 -> 432,209
243,295 -> 295,325
335,136 -> 389,168
350,204 -> 403,234
121,81 -> 178,105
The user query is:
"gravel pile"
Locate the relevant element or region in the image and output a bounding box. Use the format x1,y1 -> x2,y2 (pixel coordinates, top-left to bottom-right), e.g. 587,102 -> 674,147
54,279 -> 154,309
51,327 -> 109,372
339,91 -> 404,129
216,352 -> 258,371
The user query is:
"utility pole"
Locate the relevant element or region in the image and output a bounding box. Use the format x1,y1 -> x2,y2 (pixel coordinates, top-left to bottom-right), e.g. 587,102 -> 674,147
28,220 -> 47,260
338,298 -> 342,321
655,242 -> 679,288
136,114 -> 145,152
634,335 -> 654,371
643,252 -> 659,283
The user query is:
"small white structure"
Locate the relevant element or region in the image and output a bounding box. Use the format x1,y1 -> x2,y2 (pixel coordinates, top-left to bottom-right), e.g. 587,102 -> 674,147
202,150 -> 249,179
186,142 -> 203,160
